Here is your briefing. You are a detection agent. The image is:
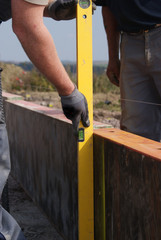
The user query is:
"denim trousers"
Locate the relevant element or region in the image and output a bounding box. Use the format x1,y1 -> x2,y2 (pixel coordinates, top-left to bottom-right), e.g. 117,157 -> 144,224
0,73 -> 26,240
120,27 -> 161,141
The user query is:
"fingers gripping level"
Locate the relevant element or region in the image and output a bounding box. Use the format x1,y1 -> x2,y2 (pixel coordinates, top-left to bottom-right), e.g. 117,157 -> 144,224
60,86 -> 90,134
47,0 -> 96,20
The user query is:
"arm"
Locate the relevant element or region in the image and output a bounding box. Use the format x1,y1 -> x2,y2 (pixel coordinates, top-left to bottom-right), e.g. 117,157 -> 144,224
102,6 -> 120,86
11,0 -> 90,132
11,0 -> 74,96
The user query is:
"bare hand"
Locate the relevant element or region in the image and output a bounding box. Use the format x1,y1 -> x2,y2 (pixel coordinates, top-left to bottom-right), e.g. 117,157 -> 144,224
106,59 -> 120,87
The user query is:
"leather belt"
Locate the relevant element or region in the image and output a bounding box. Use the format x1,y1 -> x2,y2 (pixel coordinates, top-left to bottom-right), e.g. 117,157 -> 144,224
125,23 -> 161,36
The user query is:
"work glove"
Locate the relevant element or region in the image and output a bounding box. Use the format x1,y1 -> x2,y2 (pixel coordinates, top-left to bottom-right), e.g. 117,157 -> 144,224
47,0 -> 96,21
60,86 -> 90,135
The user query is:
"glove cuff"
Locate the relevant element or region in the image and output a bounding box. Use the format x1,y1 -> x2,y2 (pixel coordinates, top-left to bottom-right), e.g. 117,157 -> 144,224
60,85 -> 84,105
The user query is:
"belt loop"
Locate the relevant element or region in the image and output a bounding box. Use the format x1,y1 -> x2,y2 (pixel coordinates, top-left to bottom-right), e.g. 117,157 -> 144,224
144,29 -> 149,33
155,23 -> 161,28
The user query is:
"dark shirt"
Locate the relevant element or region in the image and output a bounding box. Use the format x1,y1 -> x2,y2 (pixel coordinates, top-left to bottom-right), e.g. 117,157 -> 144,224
96,0 -> 161,32
95,0 -> 106,6
0,0 -> 11,22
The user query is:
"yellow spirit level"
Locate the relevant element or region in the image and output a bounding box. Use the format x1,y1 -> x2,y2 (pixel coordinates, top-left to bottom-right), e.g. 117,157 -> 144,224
76,0 -> 94,239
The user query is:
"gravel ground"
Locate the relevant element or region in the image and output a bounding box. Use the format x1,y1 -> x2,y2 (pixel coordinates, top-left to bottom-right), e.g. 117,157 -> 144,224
8,175 -> 64,240
22,91 -> 121,129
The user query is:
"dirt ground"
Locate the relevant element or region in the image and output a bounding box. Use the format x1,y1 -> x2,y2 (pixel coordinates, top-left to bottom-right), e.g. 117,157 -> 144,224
21,91 -> 121,128
8,175 -> 64,240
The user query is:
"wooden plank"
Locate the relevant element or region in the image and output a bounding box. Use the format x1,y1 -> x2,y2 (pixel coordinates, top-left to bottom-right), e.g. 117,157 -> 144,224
94,128 -> 161,160
104,141 -> 161,240
94,136 -> 106,240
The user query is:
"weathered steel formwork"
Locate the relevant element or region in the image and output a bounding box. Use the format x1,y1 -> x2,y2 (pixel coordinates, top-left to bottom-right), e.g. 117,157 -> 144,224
4,100 -> 78,240
94,129 -> 161,240
3,93 -> 161,240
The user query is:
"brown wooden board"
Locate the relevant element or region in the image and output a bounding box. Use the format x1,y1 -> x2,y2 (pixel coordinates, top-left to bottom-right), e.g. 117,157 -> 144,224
104,141 -> 161,240
94,129 -> 161,240
94,128 -> 161,160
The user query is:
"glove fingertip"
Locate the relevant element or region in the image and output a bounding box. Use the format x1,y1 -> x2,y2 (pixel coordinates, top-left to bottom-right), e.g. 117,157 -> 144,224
72,116 -> 81,134
82,119 -> 90,128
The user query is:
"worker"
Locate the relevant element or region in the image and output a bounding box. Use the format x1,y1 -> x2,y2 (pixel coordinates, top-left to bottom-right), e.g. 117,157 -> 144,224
0,0 -> 90,239
95,0 -> 161,141
49,0 -> 161,141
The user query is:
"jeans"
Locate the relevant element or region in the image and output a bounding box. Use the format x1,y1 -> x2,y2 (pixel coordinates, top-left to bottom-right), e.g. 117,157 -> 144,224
120,26 -> 161,141
0,70 -> 26,239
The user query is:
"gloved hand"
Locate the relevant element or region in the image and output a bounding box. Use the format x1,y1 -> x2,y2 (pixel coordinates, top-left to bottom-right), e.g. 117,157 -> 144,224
47,0 -> 96,21
60,86 -> 90,135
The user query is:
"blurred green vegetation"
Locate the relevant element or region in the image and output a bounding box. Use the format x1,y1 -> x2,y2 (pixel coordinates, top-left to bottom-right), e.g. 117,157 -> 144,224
64,63 -> 120,94
0,62 -> 55,92
0,61 -> 121,112
0,61 -> 119,95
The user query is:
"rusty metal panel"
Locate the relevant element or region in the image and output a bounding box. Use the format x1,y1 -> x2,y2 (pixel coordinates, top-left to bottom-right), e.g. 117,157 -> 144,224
4,98 -> 161,240
94,133 -> 161,240
5,101 -> 78,240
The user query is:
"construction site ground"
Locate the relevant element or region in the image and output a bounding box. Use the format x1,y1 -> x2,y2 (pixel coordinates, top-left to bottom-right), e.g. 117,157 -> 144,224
8,174 -> 64,240
22,91 -> 121,128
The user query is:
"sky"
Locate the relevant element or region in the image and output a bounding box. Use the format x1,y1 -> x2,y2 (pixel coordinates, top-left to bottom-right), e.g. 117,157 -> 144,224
0,7 -> 108,63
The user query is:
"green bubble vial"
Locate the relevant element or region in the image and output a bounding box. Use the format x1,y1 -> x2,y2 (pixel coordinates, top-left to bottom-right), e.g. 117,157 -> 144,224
78,128 -> 85,142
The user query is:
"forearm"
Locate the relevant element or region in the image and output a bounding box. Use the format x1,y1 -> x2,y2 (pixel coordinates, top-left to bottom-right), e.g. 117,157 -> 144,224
11,0 -> 89,131
102,6 -> 120,62
12,0 -> 74,96
15,24 -> 74,95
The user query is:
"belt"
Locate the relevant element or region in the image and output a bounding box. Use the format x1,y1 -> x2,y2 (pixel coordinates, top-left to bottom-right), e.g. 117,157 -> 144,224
125,23 -> 161,36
